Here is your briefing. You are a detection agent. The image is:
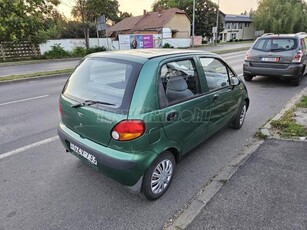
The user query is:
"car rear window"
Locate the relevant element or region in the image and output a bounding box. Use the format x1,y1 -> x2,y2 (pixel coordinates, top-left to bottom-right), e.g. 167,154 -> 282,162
63,57 -> 142,112
253,37 -> 298,51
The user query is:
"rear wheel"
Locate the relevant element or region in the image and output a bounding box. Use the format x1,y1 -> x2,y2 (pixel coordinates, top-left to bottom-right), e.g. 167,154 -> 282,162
231,101 -> 247,129
244,75 -> 253,81
291,74 -> 302,86
142,151 -> 175,201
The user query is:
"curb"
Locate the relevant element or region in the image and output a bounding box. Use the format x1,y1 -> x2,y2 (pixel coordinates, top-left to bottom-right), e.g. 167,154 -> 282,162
0,73 -> 70,85
259,87 -> 307,140
163,139 -> 264,230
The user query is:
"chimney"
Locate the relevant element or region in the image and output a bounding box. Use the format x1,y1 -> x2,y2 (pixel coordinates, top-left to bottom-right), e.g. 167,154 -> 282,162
143,9 -> 147,15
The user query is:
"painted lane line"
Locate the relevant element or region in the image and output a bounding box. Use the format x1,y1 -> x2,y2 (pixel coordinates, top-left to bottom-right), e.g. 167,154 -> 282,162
0,95 -> 49,106
0,136 -> 59,161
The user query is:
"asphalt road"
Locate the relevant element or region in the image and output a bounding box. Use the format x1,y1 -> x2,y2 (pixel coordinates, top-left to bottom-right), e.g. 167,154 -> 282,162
0,60 -> 80,77
1,51 -> 306,230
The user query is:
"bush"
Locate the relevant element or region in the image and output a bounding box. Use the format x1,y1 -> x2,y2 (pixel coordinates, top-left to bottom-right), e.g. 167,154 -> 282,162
86,46 -> 107,54
229,39 -> 233,42
162,43 -> 174,48
217,40 -> 220,43
235,39 -> 238,42
202,40 -> 208,44
43,44 -> 70,59
71,46 -> 87,57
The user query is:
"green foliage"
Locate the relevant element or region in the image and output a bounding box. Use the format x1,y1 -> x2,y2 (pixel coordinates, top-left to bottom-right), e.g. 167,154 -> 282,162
297,96 -> 307,108
162,43 -> 174,48
152,0 -> 223,37
253,0 -> 307,33
72,0 -> 120,22
59,21 -> 97,39
43,44 -> 71,59
71,47 -> 87,57
0,0 -> 60,44
271,109 -> 307,138
86,46 -> 107,54
44,45 -> 107,59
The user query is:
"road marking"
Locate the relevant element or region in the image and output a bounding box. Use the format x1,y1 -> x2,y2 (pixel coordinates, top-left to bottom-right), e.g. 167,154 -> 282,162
0,136 -> 59,161
0,95 -> 49,106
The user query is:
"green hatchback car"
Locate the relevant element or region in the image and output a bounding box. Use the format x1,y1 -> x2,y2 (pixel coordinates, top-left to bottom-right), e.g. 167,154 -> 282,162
58,49 -> 249,200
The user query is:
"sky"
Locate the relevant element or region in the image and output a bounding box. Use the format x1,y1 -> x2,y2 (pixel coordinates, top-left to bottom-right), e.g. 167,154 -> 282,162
58,0 -> 259,18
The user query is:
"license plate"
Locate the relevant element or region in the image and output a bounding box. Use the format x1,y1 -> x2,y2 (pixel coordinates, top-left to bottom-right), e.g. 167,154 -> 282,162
260,57 -> 280,62
70,142 -> 98,165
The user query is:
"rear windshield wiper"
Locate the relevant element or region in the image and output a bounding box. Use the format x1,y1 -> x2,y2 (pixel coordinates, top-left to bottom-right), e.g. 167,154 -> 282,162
269,48 -> 285,52
71,100 -> 115,108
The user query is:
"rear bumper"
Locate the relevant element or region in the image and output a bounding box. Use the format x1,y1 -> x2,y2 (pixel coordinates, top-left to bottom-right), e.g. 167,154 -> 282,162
58,123 -> 155,186
243,61 -> 304,79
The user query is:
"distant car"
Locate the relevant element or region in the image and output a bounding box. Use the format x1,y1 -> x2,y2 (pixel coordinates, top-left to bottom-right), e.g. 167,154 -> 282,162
58,49 -> 249,200
243,32 -> 307,86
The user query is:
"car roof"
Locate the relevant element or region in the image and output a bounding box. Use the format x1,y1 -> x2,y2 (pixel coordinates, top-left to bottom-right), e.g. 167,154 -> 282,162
261,32 -> 307,39
87,49 -> 219,63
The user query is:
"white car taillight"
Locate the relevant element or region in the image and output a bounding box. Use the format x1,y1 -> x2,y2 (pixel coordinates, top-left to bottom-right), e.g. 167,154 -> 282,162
245,50 -> 251,61
292,50 -> 303,63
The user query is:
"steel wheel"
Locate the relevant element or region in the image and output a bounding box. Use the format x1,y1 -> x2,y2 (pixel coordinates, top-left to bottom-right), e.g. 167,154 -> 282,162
239,104 -> 247,126
142,151 -> 176,201
151,159 -> 173,194
231,101 -> 247,129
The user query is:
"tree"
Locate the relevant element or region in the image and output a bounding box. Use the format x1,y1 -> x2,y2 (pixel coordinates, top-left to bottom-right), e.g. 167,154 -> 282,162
152,0 -> 223,37
252,0 -> 307,33
0,0 -> 60,44
71,0 -> 120,48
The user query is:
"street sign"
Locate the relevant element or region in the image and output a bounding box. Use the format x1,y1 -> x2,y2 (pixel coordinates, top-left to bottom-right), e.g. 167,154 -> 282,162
212,27 -> 217,34
96,15 -> 106,31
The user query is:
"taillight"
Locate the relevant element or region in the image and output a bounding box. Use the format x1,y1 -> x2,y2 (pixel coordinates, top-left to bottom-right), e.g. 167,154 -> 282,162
111,120 -> 145,141
292,50 -> 303,63
245,50 -> 251,61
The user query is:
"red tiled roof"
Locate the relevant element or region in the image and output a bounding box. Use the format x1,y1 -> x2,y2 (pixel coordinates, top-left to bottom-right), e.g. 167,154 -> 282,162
107,8 -> 189,35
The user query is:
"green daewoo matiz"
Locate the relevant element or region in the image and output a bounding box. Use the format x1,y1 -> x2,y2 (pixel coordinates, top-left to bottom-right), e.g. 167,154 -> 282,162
58,49 -> 249,200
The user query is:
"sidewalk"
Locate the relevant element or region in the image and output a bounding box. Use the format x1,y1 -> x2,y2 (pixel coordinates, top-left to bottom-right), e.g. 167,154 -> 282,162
187,139 -> 307,230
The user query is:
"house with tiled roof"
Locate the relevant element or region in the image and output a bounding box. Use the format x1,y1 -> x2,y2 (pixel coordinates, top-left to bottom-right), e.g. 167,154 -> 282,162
107,8 -> 191,39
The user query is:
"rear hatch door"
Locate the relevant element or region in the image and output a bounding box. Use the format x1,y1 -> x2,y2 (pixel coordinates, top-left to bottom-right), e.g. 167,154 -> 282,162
60,57 -> 142,146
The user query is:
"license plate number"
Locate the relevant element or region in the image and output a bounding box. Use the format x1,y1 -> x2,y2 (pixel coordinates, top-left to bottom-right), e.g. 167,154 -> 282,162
260,57 -> 280,62
70,142 -> 98,165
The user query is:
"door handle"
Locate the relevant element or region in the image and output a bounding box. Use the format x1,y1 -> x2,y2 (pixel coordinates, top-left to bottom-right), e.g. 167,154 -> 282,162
213,94 -> 219,102
167,111 -> 178,121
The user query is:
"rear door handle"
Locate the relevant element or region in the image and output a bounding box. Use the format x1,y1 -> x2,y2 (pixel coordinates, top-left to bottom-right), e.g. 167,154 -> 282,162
167,111 -> 178,121
213,94 -> 219,102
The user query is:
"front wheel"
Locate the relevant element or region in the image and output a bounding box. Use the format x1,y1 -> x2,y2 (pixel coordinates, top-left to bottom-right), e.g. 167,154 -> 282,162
142,151 -> 175,201
231,101 -> 247,129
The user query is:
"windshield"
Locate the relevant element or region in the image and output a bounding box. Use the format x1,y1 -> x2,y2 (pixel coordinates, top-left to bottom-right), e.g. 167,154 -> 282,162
63,57 -> 142,111
253,37 -> 298,52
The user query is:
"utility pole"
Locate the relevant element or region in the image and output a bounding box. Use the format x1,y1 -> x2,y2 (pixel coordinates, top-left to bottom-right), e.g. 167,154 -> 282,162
192,0 -> 195,47
216,0 -> 220,43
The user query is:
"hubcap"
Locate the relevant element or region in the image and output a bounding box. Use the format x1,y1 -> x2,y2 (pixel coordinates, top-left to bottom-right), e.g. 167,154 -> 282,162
239,105 -> 247,126
151,159 -> 173,194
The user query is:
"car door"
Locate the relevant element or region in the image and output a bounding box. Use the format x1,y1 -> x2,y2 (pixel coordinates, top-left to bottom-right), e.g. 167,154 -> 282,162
198,57 -> 241,136
158,57 -> 211,154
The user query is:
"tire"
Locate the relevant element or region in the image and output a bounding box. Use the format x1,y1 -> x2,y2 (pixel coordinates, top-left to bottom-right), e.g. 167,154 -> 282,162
231,101 -> 247,129
244,75 -> 253,81
291,75 -> 301,86
142,151 -> 175,201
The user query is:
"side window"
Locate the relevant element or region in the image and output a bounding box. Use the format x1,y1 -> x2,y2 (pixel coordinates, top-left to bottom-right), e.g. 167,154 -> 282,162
159,59 -> 200,104
301,38 -> 306,51
200,58 -> 230,91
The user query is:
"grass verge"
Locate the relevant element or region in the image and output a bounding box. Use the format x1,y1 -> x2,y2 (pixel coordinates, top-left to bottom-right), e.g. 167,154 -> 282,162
270,96 -> 307,138
0,69 -> 73,82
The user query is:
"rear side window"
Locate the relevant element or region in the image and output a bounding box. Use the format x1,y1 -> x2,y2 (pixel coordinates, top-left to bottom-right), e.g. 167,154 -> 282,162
63,58 -> 142,111
253,38 -> 298,51
159,59 -> 200,105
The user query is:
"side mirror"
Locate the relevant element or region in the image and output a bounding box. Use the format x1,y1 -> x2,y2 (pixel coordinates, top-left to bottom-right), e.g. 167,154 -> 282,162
230,77 -> 240,86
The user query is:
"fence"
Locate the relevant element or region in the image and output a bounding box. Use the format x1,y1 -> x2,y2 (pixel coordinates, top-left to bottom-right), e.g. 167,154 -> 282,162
0,42 -> 40,61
